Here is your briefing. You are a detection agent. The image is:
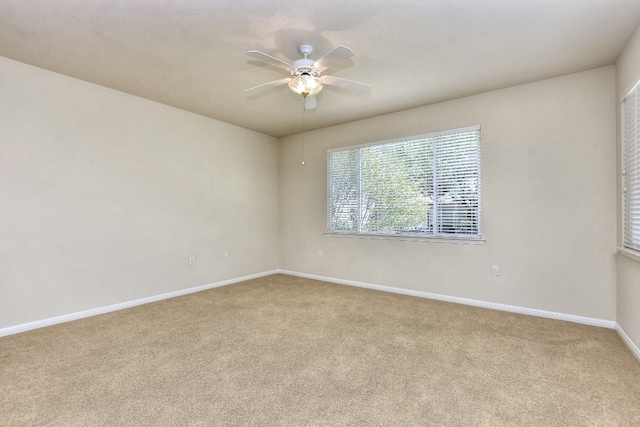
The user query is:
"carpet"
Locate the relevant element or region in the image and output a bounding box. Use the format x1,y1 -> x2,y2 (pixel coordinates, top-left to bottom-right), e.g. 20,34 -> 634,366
1,274 -> 639,426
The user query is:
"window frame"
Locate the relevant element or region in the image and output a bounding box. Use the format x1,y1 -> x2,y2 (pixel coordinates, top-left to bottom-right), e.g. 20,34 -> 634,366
326,125 -> 483,244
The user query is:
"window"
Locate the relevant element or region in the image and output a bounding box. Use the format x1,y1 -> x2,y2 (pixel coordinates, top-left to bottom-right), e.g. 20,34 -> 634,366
624,82 -> 640,253
328,125 -> 481,240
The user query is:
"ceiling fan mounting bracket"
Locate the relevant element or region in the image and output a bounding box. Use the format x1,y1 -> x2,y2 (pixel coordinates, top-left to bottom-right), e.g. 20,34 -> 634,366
298,44 -> 313,58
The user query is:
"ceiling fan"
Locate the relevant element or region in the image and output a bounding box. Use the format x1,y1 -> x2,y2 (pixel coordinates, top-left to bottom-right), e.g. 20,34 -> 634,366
245,44 -> 370,110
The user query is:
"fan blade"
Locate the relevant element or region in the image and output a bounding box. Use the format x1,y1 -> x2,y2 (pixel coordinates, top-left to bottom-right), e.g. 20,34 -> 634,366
320,75 -> 371,93
314,45 -> 354,72
304,95 -> 317,110
246,50 -> 293,71
245,78 -> 291,95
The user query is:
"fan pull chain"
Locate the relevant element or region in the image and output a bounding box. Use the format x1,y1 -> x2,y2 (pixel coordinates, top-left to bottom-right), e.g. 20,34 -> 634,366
301,94 -> 305,165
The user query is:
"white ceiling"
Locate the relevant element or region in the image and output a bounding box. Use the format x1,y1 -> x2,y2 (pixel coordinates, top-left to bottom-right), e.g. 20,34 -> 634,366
1,0 -> 639,138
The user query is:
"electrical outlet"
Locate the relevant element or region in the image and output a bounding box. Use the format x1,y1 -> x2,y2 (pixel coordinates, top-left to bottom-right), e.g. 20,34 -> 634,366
224,252 -> 229,261
318,250 -> 323,257
189,256 -> 195,266
491,265 -> 499,276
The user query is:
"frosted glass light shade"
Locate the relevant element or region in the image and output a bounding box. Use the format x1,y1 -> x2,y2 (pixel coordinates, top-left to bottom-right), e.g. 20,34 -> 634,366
288,74 -> 323,96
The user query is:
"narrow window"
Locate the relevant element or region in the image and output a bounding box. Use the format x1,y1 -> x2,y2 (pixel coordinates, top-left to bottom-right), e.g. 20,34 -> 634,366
624,82 -> 640,252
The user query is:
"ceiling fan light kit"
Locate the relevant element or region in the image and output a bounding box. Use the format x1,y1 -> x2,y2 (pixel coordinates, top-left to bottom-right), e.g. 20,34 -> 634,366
245,43 -> 370,109
288,74 -> 323,96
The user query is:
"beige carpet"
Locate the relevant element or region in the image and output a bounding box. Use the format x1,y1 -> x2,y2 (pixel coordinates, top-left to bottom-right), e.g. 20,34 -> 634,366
1,274 -> 639,426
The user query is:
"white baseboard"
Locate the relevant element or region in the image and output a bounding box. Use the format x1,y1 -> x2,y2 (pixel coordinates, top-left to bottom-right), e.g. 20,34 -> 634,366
616,324 -> 640,362
281,270 -> 640,362
0,270 -> 279,338
279,270 -> 617,329
4,269 -> 638,363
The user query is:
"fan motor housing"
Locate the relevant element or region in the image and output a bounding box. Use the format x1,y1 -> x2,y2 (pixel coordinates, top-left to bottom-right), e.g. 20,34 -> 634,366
291,58 -> 317,77
292,67 -> 318,79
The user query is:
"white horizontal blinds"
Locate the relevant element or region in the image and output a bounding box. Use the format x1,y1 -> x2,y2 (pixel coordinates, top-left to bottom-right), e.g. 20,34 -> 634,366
328,149 -> 361,231
328,126 -> 481,238
433,128 -> 481,236
624,85 -> 640,251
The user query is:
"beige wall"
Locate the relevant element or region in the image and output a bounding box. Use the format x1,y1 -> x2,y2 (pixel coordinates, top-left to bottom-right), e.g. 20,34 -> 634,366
616,23 -> 640,350
0,57 -> 280,328
0,52 -> 627,339
280,66 -> 618,321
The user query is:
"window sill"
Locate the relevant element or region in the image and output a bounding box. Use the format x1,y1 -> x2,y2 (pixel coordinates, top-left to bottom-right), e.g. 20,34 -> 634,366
618,247 -> 640,263
324,231 -> 485,245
